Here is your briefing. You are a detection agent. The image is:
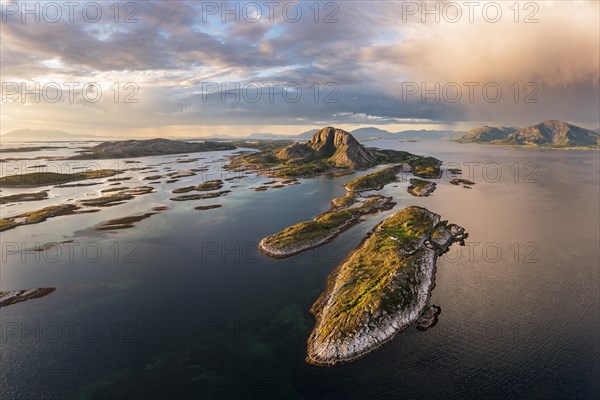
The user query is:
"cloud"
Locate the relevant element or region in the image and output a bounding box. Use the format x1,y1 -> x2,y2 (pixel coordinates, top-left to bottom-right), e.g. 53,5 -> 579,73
1,0 -> 598,135
362,1 -> 600,87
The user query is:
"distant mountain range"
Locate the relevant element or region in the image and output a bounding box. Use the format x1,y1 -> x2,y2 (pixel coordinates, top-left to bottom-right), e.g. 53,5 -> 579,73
457,120 -> 599,148
4,122 -> 597,146
204,127 -> 460,141
0,129 -> 100,141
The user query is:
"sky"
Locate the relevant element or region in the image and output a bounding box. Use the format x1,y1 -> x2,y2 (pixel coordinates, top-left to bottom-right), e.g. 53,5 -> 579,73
1,0 -> 599,137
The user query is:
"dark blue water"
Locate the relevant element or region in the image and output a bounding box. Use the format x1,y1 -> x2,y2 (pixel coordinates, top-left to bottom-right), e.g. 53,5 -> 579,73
1,140 -> 598,399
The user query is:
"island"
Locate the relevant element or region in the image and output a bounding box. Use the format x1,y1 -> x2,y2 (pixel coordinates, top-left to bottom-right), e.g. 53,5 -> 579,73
306,206 -> 466,365
1,204 -> 87,232
0,190 -> 49,205
0,288 -> 56,308
69,138 -> 236,159
0,186 -> 155,231
259,195 -> 394,258
0,170 -> 123,187
95,211 -> 160,231
172,180 -> 224,193
407,178 -> 437,197
456,120 -> 599,149
227,127 -> 442,179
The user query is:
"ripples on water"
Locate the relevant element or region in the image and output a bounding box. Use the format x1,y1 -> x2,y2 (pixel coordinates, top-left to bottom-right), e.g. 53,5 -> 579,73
0,139 -> 598,399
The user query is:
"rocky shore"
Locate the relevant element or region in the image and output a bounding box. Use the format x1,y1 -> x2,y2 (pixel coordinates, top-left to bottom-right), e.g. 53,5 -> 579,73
306,207 -> 466,366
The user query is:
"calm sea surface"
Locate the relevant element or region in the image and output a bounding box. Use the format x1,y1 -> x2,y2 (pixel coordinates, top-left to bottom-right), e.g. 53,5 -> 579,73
1,139 -> 598,399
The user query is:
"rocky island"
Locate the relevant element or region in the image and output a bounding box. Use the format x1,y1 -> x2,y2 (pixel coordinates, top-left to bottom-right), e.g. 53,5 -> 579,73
306,206 -> 466,365
69,138 -> 236,159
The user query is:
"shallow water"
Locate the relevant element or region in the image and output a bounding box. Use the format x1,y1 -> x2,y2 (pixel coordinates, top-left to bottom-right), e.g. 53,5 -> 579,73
1,139 -> 598,399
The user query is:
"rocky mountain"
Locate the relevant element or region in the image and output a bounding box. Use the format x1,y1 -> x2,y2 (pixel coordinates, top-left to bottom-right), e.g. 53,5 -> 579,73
276,127 -> 377,168
458,120 -> 599,148
70,138 -> 236,159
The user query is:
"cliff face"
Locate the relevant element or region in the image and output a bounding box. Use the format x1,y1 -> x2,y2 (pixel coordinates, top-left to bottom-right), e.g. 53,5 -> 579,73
459,120 -> 599,147
276,127 -> 377,168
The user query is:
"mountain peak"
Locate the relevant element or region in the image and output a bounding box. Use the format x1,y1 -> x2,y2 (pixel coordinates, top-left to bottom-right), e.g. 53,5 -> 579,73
276,127 -> 377,168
